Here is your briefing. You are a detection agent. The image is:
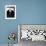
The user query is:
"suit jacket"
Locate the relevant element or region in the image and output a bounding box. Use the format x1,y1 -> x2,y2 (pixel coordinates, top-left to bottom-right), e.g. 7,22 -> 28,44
7,10 -> 15,17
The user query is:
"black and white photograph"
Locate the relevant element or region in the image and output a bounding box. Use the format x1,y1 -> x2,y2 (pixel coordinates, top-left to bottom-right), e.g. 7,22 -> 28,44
5,5 -> 16,19
18,24 -> 46,46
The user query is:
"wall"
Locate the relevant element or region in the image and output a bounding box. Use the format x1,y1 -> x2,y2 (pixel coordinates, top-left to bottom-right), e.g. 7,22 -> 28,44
17,0 -> 46,24
0,0 -> 18,44
0,0 -> 46,44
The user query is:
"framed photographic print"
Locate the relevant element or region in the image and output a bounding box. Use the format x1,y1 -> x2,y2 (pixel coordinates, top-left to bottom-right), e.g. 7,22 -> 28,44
5,5 -> 16,19
18,24 -> 46,42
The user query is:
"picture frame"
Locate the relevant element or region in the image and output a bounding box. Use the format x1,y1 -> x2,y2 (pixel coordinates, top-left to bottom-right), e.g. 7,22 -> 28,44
5,5 -> 16,19
18,24 -> 46,42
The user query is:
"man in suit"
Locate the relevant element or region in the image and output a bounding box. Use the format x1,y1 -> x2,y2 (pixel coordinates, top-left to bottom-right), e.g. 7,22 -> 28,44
7,8 -> 15,17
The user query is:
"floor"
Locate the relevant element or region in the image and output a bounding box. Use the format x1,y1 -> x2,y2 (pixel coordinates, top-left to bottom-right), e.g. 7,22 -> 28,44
0,44 -> 18,46
0,40 -> 46,46
19,39 -> 46,46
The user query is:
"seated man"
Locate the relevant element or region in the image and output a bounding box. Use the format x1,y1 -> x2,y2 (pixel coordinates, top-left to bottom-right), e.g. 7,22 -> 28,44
7,8 -> 15,17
